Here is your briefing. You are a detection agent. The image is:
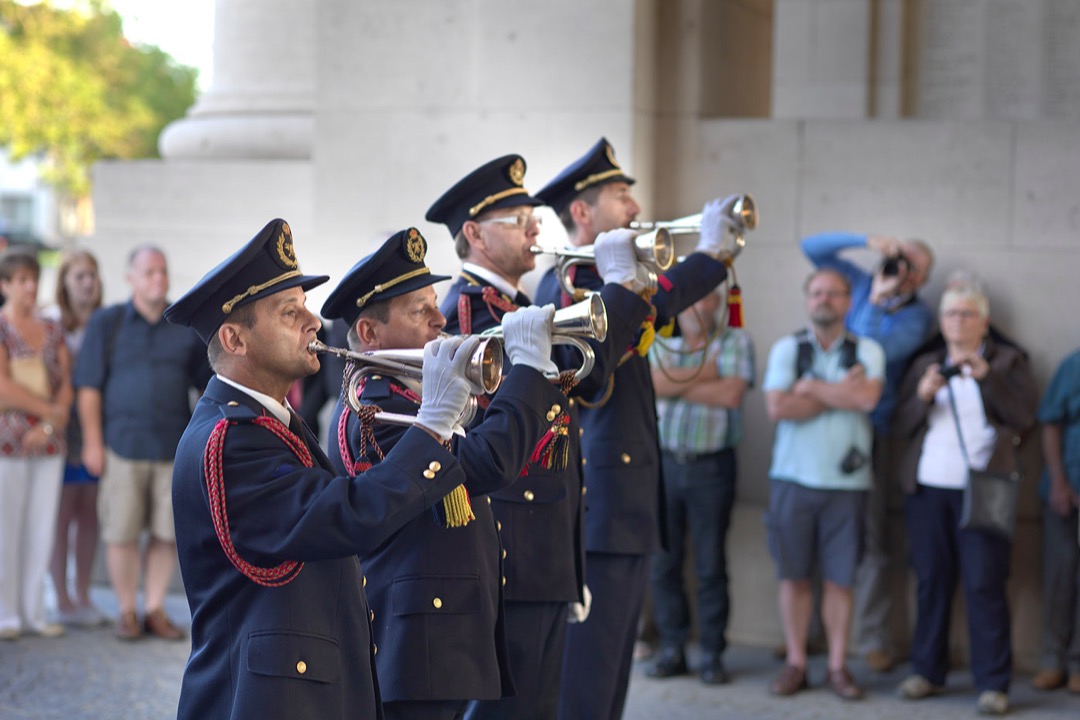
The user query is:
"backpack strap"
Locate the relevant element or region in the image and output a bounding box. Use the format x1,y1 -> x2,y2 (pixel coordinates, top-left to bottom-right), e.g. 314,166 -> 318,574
794,328 -> 858,378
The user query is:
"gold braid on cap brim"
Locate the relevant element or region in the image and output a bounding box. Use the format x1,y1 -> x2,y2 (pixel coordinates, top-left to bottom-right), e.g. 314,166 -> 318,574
222,270 -> 304,313
468,187 -> 529,217
573,169 -> 624,192
355,267 -> 431,308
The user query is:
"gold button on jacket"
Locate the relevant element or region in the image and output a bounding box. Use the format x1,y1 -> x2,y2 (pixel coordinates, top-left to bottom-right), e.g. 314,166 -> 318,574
296,660 -> 307,674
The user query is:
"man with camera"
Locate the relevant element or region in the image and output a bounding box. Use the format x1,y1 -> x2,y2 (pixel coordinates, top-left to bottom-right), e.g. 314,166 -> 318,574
762,268 -> 884,700
801,231 -> 934,672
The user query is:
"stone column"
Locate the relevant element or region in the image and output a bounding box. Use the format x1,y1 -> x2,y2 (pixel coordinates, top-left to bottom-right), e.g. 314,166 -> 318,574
158,0 -> 316,159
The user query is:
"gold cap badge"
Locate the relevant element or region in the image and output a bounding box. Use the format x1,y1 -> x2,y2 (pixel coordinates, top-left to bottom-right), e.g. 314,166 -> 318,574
276,222 -> 298,270
404,228 -> 426,263
508,158 -> 525,187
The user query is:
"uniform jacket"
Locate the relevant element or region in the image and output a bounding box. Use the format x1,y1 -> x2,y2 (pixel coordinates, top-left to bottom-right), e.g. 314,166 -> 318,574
535,254 -> 728,554
440,273 -> 649,600
328,364 -> 562,701
893,335 -> 1039,495
172,377 -> 464,720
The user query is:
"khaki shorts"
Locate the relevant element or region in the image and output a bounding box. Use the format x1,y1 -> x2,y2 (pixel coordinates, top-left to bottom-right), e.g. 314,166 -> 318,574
97,449 -> 175,544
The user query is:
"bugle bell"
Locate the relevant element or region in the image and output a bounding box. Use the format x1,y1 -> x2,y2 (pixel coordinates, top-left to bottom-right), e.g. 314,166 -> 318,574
530,228 -> 674,302
481,294 -> 609,383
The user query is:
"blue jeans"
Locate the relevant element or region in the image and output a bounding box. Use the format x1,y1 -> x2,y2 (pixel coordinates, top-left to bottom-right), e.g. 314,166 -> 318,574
650,449 -> 736,655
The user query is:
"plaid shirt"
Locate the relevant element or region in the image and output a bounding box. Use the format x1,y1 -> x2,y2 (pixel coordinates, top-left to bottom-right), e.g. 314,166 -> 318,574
650,327 -> 755,454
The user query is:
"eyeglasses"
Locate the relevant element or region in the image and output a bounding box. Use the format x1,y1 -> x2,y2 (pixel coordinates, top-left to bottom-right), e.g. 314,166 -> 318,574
479,212 -> 541,229
942,309 -> 981,320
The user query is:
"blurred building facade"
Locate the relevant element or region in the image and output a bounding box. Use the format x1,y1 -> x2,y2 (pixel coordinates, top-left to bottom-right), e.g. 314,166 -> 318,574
90,0 -> 1080,669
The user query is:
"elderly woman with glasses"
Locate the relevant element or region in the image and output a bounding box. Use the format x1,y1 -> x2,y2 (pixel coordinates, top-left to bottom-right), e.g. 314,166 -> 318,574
892,281 -> 1038,716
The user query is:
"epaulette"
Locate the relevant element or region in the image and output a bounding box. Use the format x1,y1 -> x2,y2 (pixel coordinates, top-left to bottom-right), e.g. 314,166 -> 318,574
218,399 -> 260,422
359,374 -> 392,401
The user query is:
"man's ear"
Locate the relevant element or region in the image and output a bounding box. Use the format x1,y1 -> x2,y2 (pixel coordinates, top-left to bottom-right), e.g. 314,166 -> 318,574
568,199 -> 592,236
354,317 -> 381,349
461,220 -> 484,253
217,322 -> 248,356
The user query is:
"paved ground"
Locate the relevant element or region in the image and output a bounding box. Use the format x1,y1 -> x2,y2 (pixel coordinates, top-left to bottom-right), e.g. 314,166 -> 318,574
1,587 -> 1078,719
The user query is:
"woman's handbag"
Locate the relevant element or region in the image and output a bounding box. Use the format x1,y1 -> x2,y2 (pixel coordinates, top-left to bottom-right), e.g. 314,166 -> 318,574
0,354 -> 51,412
946,382 -> 1020,541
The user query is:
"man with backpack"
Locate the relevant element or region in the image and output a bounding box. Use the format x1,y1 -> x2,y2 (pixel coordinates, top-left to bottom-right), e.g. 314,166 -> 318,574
762,268 -> 884,701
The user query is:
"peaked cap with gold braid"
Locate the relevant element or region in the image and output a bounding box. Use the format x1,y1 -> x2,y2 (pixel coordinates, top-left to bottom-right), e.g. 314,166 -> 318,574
425,154 -> 543,238
164,218 -> 328,344
534,137 -> 636,215
320,228 -> 451,326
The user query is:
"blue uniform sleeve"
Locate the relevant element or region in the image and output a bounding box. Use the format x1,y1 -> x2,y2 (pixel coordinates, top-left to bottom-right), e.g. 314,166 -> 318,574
218,420 -> 465,561
453,364 -> 565,496
651,253 -> 728,328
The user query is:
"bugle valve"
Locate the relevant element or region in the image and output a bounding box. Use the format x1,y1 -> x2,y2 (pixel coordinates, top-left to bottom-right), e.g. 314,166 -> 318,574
480,294 -> 608,383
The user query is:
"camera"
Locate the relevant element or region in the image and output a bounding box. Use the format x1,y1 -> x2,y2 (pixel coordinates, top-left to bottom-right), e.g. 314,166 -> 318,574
880,253 -> 910,277
840,446 -> 868,475
940,364 -> 963,379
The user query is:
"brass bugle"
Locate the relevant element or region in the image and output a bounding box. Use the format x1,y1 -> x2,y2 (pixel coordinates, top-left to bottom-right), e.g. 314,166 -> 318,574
530,226 -> 674,271
480,294 -> 609,383
629,193 -> 757,259
308,337 -> 503,396
531,228 -> 674,302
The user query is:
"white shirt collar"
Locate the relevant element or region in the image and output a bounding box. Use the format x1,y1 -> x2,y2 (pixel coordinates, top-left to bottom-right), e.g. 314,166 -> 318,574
462,262 -> 521,301
216,374 -> 292,427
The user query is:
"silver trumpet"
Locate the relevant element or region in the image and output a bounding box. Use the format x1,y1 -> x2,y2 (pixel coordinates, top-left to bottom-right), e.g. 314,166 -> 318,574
530,228 -> 675,302
630,193 -> 758,260
480,294 -> 609,383
308,337 -> 504,433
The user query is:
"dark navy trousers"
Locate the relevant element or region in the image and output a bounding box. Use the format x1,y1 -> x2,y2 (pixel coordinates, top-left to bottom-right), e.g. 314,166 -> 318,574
904,484 -> 1012,692
650,449 -> 736,655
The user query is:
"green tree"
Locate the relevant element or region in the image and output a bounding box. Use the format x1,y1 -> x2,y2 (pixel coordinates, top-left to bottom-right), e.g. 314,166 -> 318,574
0,0 -> 197,198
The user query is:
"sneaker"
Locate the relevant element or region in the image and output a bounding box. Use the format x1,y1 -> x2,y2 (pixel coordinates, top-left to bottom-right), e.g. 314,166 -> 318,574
58,604 -> 107,628
29,622 -> 65,638
865,649 -> 894,673
976,690 -> 1008,716
1031,668 -> 1065,691
897,674 -> 943,700
144,608 -> 184,640
114,610 -> 143,641
0,627 -> 20,641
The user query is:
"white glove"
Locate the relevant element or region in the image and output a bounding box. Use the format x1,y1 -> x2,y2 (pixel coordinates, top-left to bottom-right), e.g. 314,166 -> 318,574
593,229 -> 640,287
567,584 -> 592,624
697,195 -> 740,258
501,305 -> 559,375
416,335 -> 480,442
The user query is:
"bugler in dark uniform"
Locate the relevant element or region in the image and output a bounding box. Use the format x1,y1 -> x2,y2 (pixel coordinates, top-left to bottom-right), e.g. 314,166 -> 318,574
426,155 -> 653,720
320,227 -> 567,720
165,219 -> 472,720
533,138 -> 731,720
